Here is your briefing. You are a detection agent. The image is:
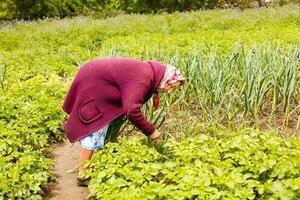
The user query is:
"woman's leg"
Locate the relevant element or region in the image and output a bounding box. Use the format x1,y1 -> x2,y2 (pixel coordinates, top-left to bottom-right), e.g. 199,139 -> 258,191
79,147 -> 94,172
77,147 -> 94,187
77,125 -> 109,186
78,124 -> 109,174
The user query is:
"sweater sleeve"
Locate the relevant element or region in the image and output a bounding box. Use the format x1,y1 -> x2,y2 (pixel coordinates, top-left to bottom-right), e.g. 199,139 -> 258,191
120,82 -> 155,136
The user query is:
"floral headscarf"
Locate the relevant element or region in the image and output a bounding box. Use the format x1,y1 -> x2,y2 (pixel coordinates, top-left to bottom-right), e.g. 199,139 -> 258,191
153,65 -> 185,109
158,65 -> 185,90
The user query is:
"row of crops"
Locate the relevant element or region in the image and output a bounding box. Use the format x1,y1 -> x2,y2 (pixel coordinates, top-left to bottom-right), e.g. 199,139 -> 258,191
0,5 -> 300,199
87,131 -> 300,199
0,76 -> 66,199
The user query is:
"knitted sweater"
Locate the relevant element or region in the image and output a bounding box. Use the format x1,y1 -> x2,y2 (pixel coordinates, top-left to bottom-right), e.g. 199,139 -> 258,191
62,58 -> 166,142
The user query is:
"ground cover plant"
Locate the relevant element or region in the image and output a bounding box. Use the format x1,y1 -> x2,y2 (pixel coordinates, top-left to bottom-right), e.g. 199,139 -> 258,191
0,75 -> 67,199
87,130 -> 300,199
0,4 -> 299,199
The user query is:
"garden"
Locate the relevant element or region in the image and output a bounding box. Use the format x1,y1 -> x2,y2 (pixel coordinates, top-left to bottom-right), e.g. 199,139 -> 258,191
0,2 -> 300,199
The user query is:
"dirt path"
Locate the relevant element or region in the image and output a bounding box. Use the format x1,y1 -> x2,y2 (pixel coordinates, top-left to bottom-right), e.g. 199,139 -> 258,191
46,140 -> 90,200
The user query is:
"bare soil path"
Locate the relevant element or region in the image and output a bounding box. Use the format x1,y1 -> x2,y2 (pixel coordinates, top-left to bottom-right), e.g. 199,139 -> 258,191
46,140 -> 90,200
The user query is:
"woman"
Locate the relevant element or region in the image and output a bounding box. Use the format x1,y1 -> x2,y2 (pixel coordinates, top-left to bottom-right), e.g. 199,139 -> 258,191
62,57 -> 185,186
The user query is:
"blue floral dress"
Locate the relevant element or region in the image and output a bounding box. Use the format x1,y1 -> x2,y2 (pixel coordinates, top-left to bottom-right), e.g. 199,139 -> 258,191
79,124 -> 109,151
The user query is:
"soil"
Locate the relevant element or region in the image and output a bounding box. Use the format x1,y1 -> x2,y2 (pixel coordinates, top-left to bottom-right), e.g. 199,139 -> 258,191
45,140 -> 90,200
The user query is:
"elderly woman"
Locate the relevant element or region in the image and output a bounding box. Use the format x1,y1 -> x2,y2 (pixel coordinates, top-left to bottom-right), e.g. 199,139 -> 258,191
62,58 -> 184,186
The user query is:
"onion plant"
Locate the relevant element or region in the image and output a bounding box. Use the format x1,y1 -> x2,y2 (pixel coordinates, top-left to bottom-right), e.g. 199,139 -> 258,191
99,43 -> 300,137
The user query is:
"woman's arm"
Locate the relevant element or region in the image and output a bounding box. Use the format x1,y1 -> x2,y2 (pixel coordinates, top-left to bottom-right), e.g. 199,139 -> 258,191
120,82 -> 156,136
149,129 -> 161,141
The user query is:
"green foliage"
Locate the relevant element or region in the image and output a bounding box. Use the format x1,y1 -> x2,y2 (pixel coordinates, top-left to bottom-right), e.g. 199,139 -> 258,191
87,130 -> 300,199
102,0 -> 227,12
106,115 -> 128,142
1,0 -> 87,19
0,5 -> 299,198
1,0 -> 297,19
0,75 -> 67,199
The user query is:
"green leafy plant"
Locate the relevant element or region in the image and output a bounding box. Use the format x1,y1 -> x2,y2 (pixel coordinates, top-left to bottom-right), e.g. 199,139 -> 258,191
0,75 -> 67,199
87,130 -> 300,199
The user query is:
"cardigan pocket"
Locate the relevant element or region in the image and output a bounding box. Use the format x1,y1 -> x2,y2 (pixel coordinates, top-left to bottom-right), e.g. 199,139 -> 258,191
78,98 -> 103,124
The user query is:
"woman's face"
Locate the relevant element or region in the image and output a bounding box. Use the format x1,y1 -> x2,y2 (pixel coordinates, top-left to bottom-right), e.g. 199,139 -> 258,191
158,81 -> 181,93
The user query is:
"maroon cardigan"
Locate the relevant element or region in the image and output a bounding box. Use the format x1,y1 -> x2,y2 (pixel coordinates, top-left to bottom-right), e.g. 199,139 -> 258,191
62,58 -> 166,142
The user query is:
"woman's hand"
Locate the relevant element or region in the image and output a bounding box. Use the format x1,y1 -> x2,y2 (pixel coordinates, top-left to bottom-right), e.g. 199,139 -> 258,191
149,129 -> 161,141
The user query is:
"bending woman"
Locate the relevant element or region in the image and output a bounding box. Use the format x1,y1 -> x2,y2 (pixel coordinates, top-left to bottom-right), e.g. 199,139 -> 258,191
62,58 -> 185,186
